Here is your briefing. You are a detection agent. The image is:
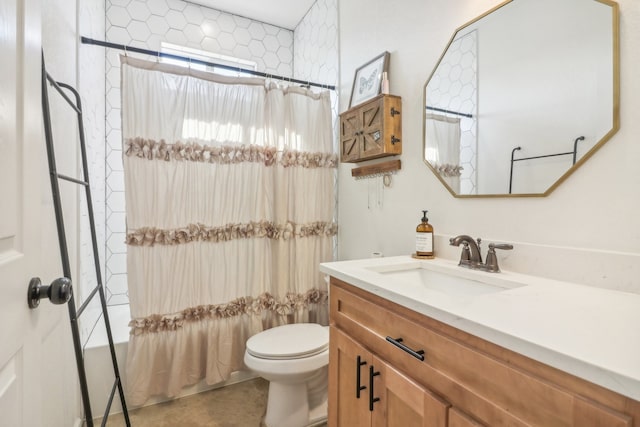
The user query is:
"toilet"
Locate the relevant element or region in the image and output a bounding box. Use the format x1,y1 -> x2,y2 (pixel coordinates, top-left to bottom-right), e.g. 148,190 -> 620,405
244,323 -> 329,427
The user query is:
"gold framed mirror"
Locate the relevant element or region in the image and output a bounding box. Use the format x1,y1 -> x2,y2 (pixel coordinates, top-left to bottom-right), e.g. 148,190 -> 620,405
423,0 -> 619,197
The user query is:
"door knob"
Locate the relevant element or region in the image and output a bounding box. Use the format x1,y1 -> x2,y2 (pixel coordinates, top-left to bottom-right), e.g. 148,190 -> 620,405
27,277 -> 72,308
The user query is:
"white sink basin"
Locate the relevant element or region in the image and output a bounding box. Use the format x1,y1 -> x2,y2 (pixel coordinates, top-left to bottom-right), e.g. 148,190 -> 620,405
366,262 -> 526,297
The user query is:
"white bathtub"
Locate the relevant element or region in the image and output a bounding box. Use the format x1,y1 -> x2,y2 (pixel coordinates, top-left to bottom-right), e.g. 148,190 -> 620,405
84,304 -> 132,417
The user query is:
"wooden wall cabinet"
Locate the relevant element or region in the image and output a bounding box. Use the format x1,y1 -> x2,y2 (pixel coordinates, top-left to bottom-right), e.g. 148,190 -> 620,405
340,94 -> 402,163
328,277 -> 640,427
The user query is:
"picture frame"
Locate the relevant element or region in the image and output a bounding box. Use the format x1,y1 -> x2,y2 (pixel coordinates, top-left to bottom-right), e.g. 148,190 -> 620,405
349,51 -> 390,108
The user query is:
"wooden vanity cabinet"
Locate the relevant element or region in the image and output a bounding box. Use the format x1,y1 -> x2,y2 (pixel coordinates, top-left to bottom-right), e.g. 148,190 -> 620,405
328,277 -> 640,427
339,94 -> 402,163
331,327 -> 449,427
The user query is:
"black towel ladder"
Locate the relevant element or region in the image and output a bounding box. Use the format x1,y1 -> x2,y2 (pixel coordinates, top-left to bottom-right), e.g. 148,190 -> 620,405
40,51 -> 131,427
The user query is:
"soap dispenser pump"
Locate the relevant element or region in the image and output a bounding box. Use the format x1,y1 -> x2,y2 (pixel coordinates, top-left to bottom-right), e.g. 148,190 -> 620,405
415,210 -> 434,258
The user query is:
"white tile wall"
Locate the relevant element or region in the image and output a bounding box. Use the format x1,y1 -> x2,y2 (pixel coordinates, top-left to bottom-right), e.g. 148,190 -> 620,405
293,0 -> 338,130
293,0 -> 339,256
104,0 -> 297,304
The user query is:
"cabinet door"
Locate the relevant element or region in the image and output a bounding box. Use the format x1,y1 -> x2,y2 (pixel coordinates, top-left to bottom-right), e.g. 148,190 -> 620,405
359,100 -> 385,159
329,327 -> 372,427
449,408 -> 486,427
340,110 -> 361,162
371,355 -> 450,427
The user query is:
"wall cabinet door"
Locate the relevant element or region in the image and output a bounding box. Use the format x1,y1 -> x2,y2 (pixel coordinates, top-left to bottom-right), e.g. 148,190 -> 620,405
340,111 -> 361,162
358,100 -> 385,159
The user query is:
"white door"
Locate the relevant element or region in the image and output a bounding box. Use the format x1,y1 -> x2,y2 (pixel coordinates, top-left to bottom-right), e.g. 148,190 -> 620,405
0,0 -> 78,425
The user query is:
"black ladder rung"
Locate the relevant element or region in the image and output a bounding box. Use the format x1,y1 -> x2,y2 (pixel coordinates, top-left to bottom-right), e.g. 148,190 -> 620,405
56,173 -> 89,186
76,284 -> 100,318
100,377 -> 120,427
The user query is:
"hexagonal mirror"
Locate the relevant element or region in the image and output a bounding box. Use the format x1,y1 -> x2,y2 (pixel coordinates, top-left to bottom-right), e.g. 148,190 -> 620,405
423,0 -> 619,197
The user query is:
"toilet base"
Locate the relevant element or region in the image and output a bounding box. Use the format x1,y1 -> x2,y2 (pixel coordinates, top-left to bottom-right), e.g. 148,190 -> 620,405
308,398 -> 328,426
264,381 -> 309,427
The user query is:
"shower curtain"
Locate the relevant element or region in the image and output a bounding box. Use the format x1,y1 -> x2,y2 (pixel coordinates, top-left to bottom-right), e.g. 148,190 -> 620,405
120,56 -> 337,405
425,113 -> 463,192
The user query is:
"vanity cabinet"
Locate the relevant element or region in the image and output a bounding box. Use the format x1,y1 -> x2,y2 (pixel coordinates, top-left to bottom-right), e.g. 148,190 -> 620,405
339,94 -> 402,163
331,327 -> 449,427
328,277 -> 639,426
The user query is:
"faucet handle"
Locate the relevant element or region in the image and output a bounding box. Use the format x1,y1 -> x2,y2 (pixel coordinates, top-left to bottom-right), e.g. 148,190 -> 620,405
490,243 -> 513,251
484,243 -> 513,272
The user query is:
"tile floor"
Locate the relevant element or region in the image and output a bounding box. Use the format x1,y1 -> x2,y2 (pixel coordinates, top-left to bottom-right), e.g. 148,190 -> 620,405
97,378 -> 327,427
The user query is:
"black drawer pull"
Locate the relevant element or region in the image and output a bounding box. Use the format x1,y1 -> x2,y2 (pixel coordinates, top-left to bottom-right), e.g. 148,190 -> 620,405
356,355 -> 367,398
369,365 -> 380,411
386,336 -> 425,361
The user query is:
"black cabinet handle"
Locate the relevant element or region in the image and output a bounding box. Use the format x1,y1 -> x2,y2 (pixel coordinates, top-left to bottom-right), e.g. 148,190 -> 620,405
356,355 -> 367,398
369,365 -> 380,411
386,336 -> 425,361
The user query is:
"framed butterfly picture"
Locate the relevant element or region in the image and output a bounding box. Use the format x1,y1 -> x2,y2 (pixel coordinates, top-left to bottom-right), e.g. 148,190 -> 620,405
349,51 -> 390,108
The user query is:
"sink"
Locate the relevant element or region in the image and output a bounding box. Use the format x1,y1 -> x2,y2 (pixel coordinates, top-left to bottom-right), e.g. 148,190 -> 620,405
366,262 -> 525,297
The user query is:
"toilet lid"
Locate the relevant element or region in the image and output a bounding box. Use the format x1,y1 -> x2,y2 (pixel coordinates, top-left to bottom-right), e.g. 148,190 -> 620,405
246,323 -> 329,360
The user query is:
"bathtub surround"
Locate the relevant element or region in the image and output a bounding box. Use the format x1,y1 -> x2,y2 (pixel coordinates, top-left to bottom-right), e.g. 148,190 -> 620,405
121,57 -> 336,405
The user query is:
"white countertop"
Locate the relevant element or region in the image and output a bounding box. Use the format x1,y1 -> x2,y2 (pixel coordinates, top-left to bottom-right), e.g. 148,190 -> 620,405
320,256 -> 640,401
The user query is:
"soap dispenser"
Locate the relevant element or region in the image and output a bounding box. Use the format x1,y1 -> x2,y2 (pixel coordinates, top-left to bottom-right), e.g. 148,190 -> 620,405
415,210 -> 434,258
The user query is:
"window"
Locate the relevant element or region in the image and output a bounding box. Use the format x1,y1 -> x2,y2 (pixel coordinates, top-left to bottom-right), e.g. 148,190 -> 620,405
160,42 -> 257,77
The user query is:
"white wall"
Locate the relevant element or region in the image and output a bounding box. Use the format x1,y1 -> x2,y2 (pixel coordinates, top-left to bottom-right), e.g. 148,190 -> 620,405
41,0 -> 92,423
338,0 -> 640,294
78,0 -> 108,347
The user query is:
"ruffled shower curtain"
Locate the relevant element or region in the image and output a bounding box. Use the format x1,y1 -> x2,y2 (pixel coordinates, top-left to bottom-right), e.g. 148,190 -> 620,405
425,113 -> 463,192
120,56 -> 336,405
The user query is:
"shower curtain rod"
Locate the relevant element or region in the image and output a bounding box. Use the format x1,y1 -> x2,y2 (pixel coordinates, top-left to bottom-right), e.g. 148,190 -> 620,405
80,36 -> 336,91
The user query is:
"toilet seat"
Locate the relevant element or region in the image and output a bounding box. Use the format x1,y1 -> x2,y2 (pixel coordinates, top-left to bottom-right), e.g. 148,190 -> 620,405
246,323 -> 329,360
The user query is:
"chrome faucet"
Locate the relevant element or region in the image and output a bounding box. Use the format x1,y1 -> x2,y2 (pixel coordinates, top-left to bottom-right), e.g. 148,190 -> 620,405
449,235 -> 513,272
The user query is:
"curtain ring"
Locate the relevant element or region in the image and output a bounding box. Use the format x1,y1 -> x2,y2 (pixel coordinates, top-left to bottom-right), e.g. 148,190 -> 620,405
123,44 -> 128,57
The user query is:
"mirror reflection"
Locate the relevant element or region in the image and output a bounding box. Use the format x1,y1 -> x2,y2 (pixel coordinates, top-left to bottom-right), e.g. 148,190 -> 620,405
423,0 -> 618,196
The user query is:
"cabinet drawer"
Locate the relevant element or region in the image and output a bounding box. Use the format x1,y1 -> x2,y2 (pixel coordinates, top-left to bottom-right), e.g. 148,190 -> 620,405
330,278 -> 633,427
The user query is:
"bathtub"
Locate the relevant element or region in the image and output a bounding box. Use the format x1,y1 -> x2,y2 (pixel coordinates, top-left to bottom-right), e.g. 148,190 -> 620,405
84,304 -> 257,419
